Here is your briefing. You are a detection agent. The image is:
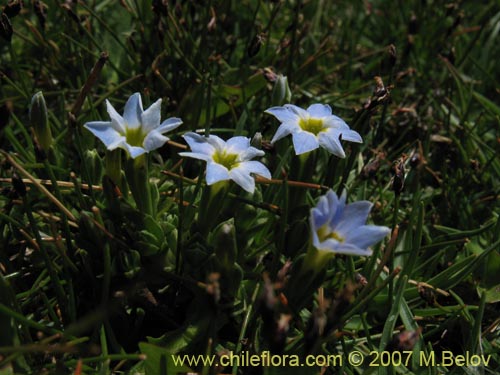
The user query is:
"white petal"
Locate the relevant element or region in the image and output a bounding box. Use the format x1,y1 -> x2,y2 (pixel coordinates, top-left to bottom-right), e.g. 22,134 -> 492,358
307,103 -> 332,117
182,132 -> 215,156
143,130 -> 169,151
141,98 -> 162,133
292,131 -> 319,155
323,115 -> 350,129
123,93 -> 143,130
106,100 -> 125,134
123,143 -> 147,159
206,162 -> 230,185
84,121 -> 123,148
240,160 -> 271,179
265,106 -> 300,123
157,117 -> 183,133
226,136 -> 250,153
239,147 -> 265,161
284,104 -> 309,119
318,131 -> 346,158
107,136 -> 126,150
205,134 -> 226,151
340,128 -> 363,143
271,122 -> 299,143
178,151 -> 212,162
229,167 -> 255,193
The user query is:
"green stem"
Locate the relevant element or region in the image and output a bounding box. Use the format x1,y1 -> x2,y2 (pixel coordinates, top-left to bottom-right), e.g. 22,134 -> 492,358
22,195 -> 68,322
105,149 -> 122,188
284,245 -> 333,310
197,181 -> 230,236
232,283 -> 261,375
125,154 -> 153,216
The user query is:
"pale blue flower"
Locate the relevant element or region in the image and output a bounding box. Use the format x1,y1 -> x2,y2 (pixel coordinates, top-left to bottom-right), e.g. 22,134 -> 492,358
84,93 -> 183,159
180,132 -> 271,193
310,190 -> 390,256
265,104 -> 362,157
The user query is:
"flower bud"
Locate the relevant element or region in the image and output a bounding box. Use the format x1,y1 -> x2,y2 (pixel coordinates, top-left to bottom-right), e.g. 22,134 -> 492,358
0,13 -> 13,42
251,132 -> 262,149
392,157 -> 406,196
213,220 -> 237,269
247,33 -> 264,58
30,92 -> 53,153
83,149 -> 103,184
388,44 -> 397,68
12,172 -> 26,197
4,1 -> 23,18
271,74 -> 291,106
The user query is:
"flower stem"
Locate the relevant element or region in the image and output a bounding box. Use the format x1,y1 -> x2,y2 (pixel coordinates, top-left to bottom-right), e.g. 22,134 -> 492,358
284,245 -> 333,310
105,149 -> 122,188
197,181 -> 230,236
289,151 -> 316,207
125,155 -> 154,216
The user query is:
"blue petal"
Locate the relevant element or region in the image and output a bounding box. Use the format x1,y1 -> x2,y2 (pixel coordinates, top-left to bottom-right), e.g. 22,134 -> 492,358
206,162 -> 230,185
329,242 -> 373,256
328,190 -> 346,227
344,225 -> 390,250
182,132 -> 215,156
157,117 -> 183,133
271,122 -> 299,143
311,207 -> 328,230
334,201 -> 373,235
123,93 -> 143,130
310,214 -> 322,246
318,131 -> 346,158
265,106 -> 300,123
240,160 -> 271,179
292,131 -> 319,155
141,99 -> 162,133
316,238 -> 342,253
84,121 -> 123,148
311,193 -> 334,228
229,166 -> 255,193
143,130 -> 169,151
307,103 -> 332,117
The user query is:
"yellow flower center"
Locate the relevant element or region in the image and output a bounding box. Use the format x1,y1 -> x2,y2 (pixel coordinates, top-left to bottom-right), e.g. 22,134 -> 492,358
299,117 -> 326,136
317,224 -> 344,243
125,127 -> 145,147
212,150 -> 239,170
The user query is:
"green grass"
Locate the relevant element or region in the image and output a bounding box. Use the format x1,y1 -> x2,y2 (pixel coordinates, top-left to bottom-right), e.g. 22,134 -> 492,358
1,0 -> 499,374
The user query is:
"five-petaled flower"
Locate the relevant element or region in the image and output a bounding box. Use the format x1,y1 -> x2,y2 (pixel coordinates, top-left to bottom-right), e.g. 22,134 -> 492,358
310,190 -> 390,256
179,132 -> 271,194
265,104 -> 362,157
84,93 -> 183,159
